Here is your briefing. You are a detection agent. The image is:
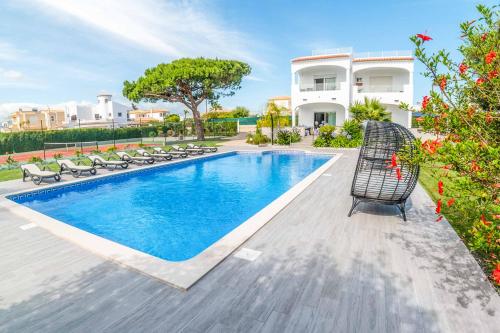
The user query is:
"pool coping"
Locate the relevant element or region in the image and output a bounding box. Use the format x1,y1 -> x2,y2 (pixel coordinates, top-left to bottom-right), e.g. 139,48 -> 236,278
0,149 -> 342,290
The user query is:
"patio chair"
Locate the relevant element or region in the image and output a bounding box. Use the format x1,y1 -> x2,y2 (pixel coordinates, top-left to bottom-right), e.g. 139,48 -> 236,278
348,121 -> 420,221
136,149 -> 173,161
186,143 -> 217,153
57,159 -> 97,178
88,155 -> 129,169
153,147 -> 188,158
21,164 -> 61,185
116,152 -> 155,165
172,144 -> 204,155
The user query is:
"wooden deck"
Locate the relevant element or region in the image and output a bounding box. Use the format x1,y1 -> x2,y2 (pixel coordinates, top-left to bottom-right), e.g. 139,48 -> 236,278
0,149 -> 498,332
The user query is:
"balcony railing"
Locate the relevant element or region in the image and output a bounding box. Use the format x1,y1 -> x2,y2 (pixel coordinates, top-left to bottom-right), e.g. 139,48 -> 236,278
355,85 -> 405,93
311,47 -> 353,56
354,50 -> 412,59
299,85 -> 340,92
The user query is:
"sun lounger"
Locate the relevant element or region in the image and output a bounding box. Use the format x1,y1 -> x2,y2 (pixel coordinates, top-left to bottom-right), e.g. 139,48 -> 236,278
57,159 -> 97,177
88,155 -> 129,169
186,143 -> 217,153
116,152 -> 154,165
136,149 -> 173,161
21,163 -> 61,185
172,144 -> 204,155
153,147 -> 188,158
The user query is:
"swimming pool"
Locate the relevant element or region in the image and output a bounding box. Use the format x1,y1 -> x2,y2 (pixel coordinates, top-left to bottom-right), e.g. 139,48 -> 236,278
9,151 -> 331,262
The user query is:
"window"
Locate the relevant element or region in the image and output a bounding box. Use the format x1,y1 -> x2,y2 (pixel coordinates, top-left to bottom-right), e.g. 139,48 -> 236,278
108,113 -> 112,117
118,112 -> 122,117
95,114 -> 101,120
314,76 -> 336,91
325,77 -> 336,90
71,115 -> 77,121
314,78 -> 324,91
50,115 -> 55,122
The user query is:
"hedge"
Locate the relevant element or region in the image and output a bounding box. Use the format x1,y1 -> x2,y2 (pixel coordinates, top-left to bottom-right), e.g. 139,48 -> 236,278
0,127 -> 155,154
0,121 -> 238,154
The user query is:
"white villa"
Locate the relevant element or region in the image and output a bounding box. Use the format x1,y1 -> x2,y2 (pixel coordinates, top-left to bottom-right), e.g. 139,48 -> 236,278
65,93 -> 129,128
291,48 -> 413,128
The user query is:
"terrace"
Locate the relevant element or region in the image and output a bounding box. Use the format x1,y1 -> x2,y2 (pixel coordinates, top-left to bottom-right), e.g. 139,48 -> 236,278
0,143 -> 498,332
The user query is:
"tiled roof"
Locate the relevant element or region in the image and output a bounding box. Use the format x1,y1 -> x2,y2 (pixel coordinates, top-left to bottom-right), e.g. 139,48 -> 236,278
291,54 -> 351,63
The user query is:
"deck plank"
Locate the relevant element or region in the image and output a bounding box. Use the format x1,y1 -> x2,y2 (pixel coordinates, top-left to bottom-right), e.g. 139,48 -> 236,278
0,148 -> 499,332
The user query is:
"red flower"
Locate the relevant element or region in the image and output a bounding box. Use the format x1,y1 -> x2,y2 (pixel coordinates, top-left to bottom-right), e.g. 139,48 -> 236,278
391,153 -> 397,168
415,117 -> 424,122
416,33 -> 432,42
436,215 -> 443,222
422,96 -> 430,109
488,70 -> 498,79
476,78 -> 485,85
421,139 -> 442,155
485,51 -> 496,64
439,76 -> 447,91
396,167 -> 402,181
435,199 -> 442,214
471,161 -> 480,172
481,33 -> 488,41
447,198 -> 455,207
438,180 -> 444,195
442,103 -> 449,110
481,214 -> 492,227
493,264 -> 500,285
486,112 -> 493,123
459,63 -> 468,74
442,164 -> 453,170
493,214 -> 500,220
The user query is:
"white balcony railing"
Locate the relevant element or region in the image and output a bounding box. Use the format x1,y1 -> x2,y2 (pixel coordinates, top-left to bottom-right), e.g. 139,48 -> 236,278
299,85 -> 340,92
353,50 -> 412,59
356,85 -> 405,93
311,47 -> 353,56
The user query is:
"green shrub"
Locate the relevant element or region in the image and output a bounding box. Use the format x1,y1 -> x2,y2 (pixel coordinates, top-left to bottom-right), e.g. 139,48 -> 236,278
28,156 -> 43,163
276,129 -> 301,145
341,119 -> 363,140
6,155 -> 16,165
246,129 -> 270,145
313,121 -> 363,148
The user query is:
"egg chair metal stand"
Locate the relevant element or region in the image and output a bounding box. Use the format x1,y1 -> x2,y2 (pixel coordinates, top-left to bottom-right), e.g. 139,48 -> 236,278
348,121 -> 420,221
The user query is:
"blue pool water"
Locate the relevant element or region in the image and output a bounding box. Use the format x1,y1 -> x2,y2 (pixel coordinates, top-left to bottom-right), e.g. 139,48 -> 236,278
10,151 -> 331,261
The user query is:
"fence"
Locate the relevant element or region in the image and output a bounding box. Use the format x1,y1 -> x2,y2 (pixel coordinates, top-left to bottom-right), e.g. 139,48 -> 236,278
0,120 -> 238,155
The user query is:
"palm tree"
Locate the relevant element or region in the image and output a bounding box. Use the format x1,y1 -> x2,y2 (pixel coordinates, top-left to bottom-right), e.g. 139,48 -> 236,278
349,97 -> 390,122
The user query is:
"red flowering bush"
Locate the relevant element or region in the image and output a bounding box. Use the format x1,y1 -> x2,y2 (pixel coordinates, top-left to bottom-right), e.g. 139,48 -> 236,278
402,5 -> 499,287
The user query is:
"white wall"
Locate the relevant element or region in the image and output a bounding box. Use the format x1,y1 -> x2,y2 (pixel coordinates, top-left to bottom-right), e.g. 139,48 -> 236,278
298,103 -> 345,127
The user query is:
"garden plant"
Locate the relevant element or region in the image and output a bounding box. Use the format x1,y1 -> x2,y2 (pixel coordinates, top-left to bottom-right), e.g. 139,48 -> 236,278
399,4 -> 499,286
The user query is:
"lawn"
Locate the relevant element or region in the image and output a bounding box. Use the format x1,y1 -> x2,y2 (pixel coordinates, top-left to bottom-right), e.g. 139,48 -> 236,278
0,141 -> 221,182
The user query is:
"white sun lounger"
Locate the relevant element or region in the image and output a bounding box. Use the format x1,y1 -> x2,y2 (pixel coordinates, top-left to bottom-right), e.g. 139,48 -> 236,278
186,143 -> 217,153
21,163 -> 61,185
56,159 -> 97,177
116,152 -> 154,165
153,147 -> 188,158
88,155 -> 129,169
172,144 -> 204,155
136,149 -> 172,161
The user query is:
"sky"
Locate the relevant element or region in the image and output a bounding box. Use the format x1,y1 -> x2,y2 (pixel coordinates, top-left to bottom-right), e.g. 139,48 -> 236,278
0,0 -> 496,119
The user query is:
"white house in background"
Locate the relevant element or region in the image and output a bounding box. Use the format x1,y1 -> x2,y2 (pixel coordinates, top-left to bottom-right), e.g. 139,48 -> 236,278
128,109 -> 169,124
65,93 -> 130,128
291,47 -> 413,128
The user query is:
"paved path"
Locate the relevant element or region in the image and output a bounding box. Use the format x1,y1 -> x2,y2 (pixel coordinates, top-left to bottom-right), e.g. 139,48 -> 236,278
0,148 -> 498,332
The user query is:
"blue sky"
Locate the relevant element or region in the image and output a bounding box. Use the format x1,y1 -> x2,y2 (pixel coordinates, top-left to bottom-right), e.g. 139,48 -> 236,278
0,0 -> 495,119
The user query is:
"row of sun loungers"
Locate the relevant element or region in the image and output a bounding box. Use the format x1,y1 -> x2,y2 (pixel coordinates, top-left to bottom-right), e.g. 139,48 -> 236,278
20,145 -> 218,185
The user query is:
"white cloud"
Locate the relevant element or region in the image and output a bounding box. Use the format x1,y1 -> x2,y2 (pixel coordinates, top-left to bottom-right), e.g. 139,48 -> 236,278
1,69 -> 23,80
30,0 -> 266,67
0,41 -> 23,60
